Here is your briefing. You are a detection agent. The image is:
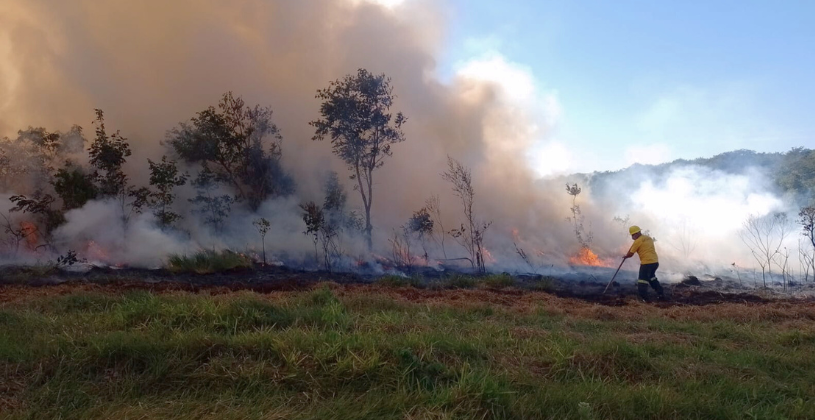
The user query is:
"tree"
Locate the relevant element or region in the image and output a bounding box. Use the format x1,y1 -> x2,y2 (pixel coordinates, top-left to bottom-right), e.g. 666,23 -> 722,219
1,212 -> 31,255
52,163 -> 98,211
88,109 -> 147,231
301,201 -> 324,265
189,169 -> 234,232
300,201 -> 339,271
167,92 -> 293,211
407,207 -> 434,262
566,183 -> 593,249
0,125 -> 85,193
800,237 -> 814,283
311,69 -> 407,250
776,148 -> 815,200
89,109 -> 130,197
800,206 -> 815,281
442,156 -> 491,274
147,156 -> 188,228
800,206 -> 815,251
9,192 -> 64,243
321,171 -> 363,235
323,171 -> 347,230
253,217 -> 271,265
740,213 -> 792,288
425,195 -> 447,259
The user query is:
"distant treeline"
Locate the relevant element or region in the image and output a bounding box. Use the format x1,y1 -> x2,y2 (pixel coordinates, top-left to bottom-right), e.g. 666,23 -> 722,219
577,148 -> 815,204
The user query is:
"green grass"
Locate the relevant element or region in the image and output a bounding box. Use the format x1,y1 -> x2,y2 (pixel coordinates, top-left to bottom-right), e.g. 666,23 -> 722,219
166,250 -> 253,274
1,286 -> 814,419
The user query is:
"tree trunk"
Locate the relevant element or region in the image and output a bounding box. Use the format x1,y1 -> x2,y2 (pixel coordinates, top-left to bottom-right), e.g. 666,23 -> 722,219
365,206 -> 373,251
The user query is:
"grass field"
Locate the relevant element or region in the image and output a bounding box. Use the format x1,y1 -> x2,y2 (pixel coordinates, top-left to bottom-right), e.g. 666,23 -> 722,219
1,282 -> 815,419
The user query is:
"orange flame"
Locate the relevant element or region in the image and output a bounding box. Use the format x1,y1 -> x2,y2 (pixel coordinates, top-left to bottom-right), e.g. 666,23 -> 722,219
511,228 -> 521,242
481,247 -> 496,264
569,247 -> 611,267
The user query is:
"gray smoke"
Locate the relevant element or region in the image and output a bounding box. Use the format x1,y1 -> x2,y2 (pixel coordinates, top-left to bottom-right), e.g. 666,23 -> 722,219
0,0 -> 808,282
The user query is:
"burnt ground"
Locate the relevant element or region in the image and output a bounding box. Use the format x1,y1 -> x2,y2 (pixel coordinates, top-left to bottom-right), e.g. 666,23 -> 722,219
1,263 -> 814,307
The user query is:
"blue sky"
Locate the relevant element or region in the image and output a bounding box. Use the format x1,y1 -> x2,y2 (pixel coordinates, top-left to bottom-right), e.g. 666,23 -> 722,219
438,0 -> 815,173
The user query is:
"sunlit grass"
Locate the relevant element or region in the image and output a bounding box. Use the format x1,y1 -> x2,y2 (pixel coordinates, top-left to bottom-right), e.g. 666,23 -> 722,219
166,250 -> 253,274
1,286 -> 814,419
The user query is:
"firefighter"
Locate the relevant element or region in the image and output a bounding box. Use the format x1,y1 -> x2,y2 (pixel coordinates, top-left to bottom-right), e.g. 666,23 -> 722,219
623,226 -> 665,301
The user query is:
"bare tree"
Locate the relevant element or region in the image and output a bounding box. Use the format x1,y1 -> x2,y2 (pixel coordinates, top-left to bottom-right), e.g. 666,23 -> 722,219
566,183 -> 593,249
740,213 -> 792,288
253,217 -> 271,265
800,206 -> 815,251
800,237 -> 814,283
311,69 -> 407,250
389,226 -> 413,269
442,156 -> 491,274
0,212 -> 28,256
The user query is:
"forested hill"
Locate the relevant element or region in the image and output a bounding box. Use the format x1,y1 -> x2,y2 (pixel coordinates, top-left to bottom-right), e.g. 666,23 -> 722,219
566,148 -> 815,204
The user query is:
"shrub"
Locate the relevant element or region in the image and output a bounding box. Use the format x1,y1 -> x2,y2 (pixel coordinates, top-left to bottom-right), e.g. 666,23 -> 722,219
166,250 -> 252,274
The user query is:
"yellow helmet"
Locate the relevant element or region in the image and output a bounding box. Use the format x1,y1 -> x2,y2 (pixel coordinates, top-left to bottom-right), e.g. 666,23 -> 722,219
629,225 -> 641,235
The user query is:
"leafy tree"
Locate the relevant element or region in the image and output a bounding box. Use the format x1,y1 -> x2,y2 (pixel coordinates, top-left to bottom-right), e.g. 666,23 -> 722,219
311,69 -> 407,250
300,201 -> 338,271
1,125 -> 85,194
189,169 -> 234,232
776,148 -> 815,200
321,171 -> 362,235
87,109 -> 148,231
407,207 -> 434,261
52,163 -> 98,211
147,156 -> 188,228
167,92 -> 293,211
9,191 -> 64,242
89,109 -> 131,198
1,125 -> 88,241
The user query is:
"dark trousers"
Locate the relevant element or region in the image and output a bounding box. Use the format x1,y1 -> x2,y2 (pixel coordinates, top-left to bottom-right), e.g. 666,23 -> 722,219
637,262 -> 664,300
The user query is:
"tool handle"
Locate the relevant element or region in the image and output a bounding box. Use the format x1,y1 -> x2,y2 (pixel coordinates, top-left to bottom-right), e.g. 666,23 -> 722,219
602,258 -> 626,294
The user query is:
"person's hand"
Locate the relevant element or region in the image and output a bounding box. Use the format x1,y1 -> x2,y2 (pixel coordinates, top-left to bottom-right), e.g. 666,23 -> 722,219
622,255 -> 629,259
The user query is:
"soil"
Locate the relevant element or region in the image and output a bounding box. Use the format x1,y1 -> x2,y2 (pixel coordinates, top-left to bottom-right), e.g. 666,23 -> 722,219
0,264 -> 813,307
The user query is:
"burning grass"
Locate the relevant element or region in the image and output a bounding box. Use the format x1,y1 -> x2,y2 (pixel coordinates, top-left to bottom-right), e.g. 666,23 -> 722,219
166,250 -> 253,274
1,284 -> 814,419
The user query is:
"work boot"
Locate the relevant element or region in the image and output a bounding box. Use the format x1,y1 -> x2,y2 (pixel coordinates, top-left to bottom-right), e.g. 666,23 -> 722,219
637,283 -> 649,302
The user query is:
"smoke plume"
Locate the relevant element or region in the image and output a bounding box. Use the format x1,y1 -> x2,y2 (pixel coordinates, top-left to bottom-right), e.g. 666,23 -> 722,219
0,0 -> 807,282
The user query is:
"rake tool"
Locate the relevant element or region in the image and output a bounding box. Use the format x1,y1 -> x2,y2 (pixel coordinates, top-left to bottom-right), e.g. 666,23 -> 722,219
603,258 -> 626,295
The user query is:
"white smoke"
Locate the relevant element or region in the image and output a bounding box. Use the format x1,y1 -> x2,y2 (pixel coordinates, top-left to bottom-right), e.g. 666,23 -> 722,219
0,0 -> 809,283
